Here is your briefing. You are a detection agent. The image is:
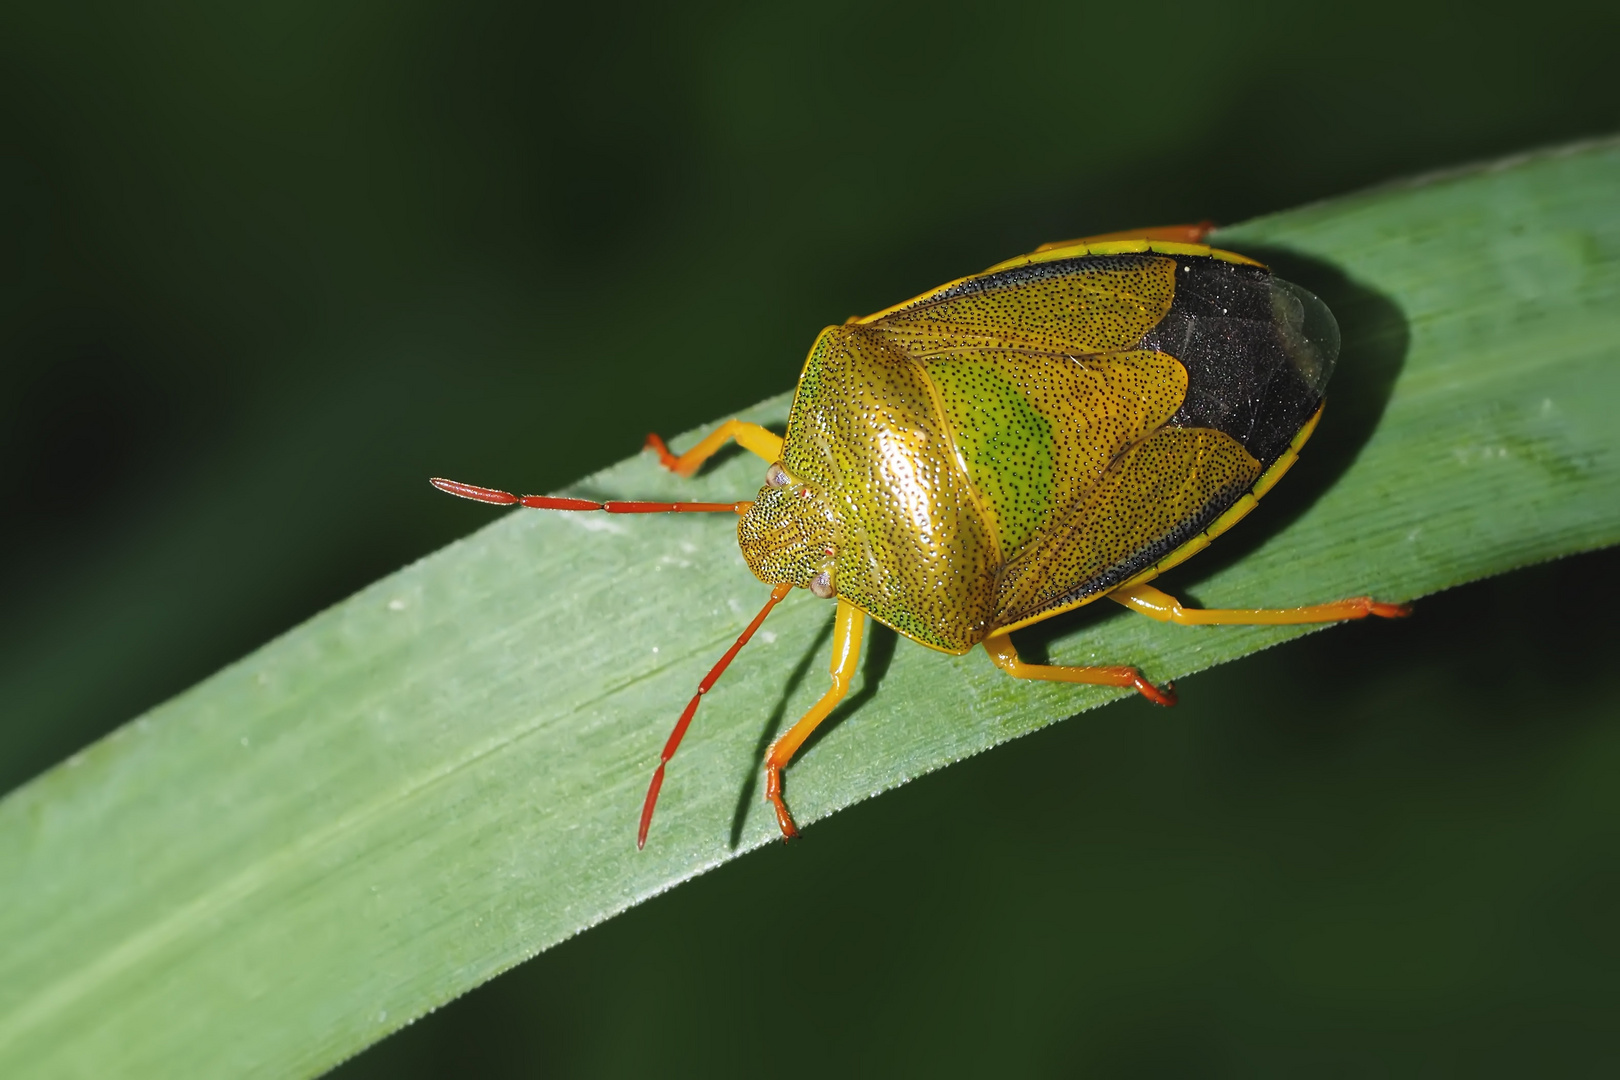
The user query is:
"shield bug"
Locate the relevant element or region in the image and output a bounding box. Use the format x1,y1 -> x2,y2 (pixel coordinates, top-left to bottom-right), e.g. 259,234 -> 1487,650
433,223 -> 1409,848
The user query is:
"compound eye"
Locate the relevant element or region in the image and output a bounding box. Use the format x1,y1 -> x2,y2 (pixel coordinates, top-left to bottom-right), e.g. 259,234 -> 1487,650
765,463 -> 790,487
809,570 -> 835,599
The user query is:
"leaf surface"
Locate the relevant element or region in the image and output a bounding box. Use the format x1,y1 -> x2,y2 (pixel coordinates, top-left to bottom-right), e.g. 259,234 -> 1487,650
3,140 -> 1619,1078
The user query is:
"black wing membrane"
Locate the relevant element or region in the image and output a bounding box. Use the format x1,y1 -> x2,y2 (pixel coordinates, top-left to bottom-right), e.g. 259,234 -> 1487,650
1138,256 -> 1338,470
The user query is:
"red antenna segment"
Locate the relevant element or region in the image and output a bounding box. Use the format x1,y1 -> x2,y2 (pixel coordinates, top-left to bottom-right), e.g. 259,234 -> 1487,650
430,474 -> 789,849
430,477 -> 750,515
639,582 -> 794,848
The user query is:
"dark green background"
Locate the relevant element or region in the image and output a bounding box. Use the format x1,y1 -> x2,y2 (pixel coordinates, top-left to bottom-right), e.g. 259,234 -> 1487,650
3,1 -> 1618,1075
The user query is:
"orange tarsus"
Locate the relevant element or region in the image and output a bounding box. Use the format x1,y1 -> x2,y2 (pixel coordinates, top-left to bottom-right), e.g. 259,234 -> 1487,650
643,432 -> 682,474
764,766 -> 799,839
1079,666 -> 1176,707
1131,675 -> 1178,708
637,582 -> 795,849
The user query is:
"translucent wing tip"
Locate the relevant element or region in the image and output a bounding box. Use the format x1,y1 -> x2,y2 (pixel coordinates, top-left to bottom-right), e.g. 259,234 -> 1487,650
1270,278 -> 1340,395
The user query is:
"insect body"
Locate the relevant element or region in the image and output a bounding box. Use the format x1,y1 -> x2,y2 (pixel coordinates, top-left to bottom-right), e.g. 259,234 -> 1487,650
433,224 -> 1409,848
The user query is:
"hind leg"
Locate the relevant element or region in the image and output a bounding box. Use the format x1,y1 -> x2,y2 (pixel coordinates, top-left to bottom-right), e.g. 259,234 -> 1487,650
1035,222 -> 1215,252
1110,583 -> 1411,625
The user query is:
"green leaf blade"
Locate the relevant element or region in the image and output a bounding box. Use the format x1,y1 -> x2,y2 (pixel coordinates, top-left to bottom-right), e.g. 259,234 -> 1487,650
3,139 -> 1620,1078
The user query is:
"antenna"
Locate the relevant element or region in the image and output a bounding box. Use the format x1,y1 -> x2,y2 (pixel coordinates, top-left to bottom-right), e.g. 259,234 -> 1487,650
430,477 -> 750,515
430,474 -> 787,849
639,583 -> 794,848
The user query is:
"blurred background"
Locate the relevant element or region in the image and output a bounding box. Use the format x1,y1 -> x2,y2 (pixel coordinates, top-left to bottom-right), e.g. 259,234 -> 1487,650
3,0 -> 1618,1074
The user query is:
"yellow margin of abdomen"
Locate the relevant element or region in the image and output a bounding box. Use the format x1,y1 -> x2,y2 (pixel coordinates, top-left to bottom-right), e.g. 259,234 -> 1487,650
984,239 -> 1265,273
991,402 -> 1325,637
852,242 -> 1264,327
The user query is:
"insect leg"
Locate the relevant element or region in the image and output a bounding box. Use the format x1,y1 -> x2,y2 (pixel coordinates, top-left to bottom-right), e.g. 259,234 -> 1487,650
1108,583 -> 1411,625
983,632 -> 1176,707
644,419 -> 784,478
1034,222 -> 1215,252
762,599 -> 866,840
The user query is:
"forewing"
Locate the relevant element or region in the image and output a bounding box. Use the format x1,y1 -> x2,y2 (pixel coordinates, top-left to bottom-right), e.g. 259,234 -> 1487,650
995,426 -> 1263,628
868,255 -> 1177,357
913,348 -> 1186,563
1139,259 -> 1337,469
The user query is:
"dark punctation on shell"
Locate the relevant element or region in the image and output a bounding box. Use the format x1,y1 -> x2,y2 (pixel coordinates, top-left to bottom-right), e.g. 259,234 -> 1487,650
900,254 -> 1158,308
992,426 -> 1260,626
741,248 -> 1339,649
1021,469 -> 1255,615
873,254 -> 1175,360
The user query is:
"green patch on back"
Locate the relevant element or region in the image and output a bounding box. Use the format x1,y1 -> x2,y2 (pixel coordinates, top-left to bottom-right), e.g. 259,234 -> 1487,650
925,358 -> 1055,559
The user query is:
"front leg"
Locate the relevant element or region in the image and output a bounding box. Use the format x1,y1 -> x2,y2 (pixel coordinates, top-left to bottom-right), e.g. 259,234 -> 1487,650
645,419 -> 784,478
763,599 -> 866,839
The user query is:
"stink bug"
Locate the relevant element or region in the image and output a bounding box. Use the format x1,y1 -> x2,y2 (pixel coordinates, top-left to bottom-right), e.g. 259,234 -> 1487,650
433,223 -> 1409,848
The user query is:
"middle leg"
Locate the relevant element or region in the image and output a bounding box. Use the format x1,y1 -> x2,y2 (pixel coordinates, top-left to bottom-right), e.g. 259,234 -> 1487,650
982,632 -> 1176,707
